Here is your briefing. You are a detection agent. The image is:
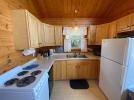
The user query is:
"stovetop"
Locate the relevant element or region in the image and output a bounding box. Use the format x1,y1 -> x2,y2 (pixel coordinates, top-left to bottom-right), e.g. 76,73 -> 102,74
4,70 -> 42,87
0,59 -> 47,90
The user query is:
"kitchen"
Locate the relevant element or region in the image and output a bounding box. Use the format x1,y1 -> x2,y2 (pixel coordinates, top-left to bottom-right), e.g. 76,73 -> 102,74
0,0 -> 134,100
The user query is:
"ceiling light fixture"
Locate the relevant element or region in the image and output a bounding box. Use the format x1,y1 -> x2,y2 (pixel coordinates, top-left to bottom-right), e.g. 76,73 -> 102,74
74,9 -> 78,14
74,9 -> 79,30
74,25 -> 78,30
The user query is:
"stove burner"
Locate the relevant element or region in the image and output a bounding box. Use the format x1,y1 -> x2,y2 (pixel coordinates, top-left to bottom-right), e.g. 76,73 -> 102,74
4,78 -> 19,87
23,64 -> 39,70
16,76 -> 36,87
31,70 -> 42,76
17,71 -> 29,76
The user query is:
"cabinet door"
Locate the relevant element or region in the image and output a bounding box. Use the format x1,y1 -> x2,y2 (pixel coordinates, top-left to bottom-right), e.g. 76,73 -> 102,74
87,25 -> 96,45
77,61 -> 89,79
55,26 -> 63,46
12,10 -> 29,50
38,22 -> 45,47
108,21 -> 117,38
87,60 -> 100,79
66,61 -> 78,79
95,24 -> 109,45
130,13 -> 134,30
27,13 -> 39,48
117,15 -> 131,32
67,60 -> 100,80
44,24 -> 55,46
78,60 -> 99,79
53,61 -> 67,80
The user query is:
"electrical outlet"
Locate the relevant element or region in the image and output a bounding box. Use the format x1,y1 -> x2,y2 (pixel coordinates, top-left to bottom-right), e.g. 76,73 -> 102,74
7,58 -> 11,64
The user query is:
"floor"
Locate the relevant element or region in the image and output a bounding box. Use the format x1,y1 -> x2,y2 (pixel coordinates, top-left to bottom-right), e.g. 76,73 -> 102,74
50,80 -> 107,100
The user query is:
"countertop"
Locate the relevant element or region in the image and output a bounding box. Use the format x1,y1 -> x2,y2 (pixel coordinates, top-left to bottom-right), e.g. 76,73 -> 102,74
35,53 -> 100,73
53,53 -> 100,60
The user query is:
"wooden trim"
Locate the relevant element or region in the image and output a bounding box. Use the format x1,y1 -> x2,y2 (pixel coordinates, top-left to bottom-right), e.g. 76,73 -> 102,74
41,18 -> 111,26
71,48 -> 81,52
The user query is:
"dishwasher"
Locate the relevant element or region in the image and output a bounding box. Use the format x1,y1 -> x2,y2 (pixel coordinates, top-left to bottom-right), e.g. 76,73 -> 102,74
48,66 -> 53,97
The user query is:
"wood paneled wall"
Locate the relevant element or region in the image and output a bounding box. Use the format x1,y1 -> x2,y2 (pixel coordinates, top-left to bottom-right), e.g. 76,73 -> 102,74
0,0 -> 39,74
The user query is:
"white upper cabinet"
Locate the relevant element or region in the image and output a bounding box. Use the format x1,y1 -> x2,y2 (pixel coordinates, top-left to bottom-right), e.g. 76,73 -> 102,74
44,24 -> 55,46
54,26 -> 63,46
27,12 -> 39,48
12,9 -> 64,49
37,22 -> 45,47
12,9 -> 39,50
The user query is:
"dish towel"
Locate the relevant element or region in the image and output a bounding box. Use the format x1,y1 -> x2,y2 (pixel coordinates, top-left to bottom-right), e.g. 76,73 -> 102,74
22,48 -> 36,56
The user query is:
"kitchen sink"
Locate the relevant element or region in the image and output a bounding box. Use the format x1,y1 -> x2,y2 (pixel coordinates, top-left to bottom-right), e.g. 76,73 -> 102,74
66,54 -> 88,58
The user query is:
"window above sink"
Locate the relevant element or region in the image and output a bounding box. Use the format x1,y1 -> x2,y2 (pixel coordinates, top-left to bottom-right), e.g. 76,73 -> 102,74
65,35 -> 82,49
63,27 -> 88,52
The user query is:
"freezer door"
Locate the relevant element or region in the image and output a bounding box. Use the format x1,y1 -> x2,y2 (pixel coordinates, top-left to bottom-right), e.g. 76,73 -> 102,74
101,38 -> 129,65
99,57 -> 125,100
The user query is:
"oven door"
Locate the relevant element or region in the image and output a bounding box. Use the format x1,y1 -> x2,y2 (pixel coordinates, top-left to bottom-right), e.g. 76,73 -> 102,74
36,73 -> 49,100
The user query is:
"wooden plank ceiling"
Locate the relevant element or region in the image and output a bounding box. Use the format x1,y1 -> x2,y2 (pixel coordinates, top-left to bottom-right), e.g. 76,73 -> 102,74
31,0 -> 134,25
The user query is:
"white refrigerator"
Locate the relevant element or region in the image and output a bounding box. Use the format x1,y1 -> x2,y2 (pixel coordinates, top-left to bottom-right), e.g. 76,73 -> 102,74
99,38 -> 134,100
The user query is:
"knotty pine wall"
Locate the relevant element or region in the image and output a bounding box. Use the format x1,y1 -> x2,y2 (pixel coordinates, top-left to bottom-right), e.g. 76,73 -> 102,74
0,0 -> 39,74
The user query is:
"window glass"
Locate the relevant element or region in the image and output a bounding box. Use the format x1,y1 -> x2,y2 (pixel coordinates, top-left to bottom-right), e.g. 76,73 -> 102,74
64,27 -> 87,50
65,35 -> 83,49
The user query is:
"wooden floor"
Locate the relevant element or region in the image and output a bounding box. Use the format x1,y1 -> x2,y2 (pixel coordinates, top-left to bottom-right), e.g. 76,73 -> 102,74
50,80 -> 107,100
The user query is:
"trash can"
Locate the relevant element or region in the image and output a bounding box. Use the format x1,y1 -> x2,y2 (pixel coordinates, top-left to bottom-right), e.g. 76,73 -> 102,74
127,89 -> 134,100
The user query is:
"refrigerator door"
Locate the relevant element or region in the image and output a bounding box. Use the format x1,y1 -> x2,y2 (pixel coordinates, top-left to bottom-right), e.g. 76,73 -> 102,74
101,38 -> 129,65
99,57 -> 125,100
122,49 -> 134,92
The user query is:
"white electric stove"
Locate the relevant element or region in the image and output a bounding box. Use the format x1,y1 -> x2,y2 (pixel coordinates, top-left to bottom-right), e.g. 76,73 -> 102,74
0,59 -> 49,100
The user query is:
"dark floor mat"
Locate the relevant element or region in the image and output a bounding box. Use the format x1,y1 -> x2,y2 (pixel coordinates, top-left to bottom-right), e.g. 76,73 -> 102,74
70,79 -> 89,89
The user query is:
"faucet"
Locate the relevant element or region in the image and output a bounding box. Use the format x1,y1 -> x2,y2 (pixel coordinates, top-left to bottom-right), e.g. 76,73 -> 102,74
74,52 -> 81,57
74,52 -> 77,57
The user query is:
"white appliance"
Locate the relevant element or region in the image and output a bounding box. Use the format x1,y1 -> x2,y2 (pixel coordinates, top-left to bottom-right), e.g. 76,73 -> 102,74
99,38 -> 134,100
0,59 -> 49,100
